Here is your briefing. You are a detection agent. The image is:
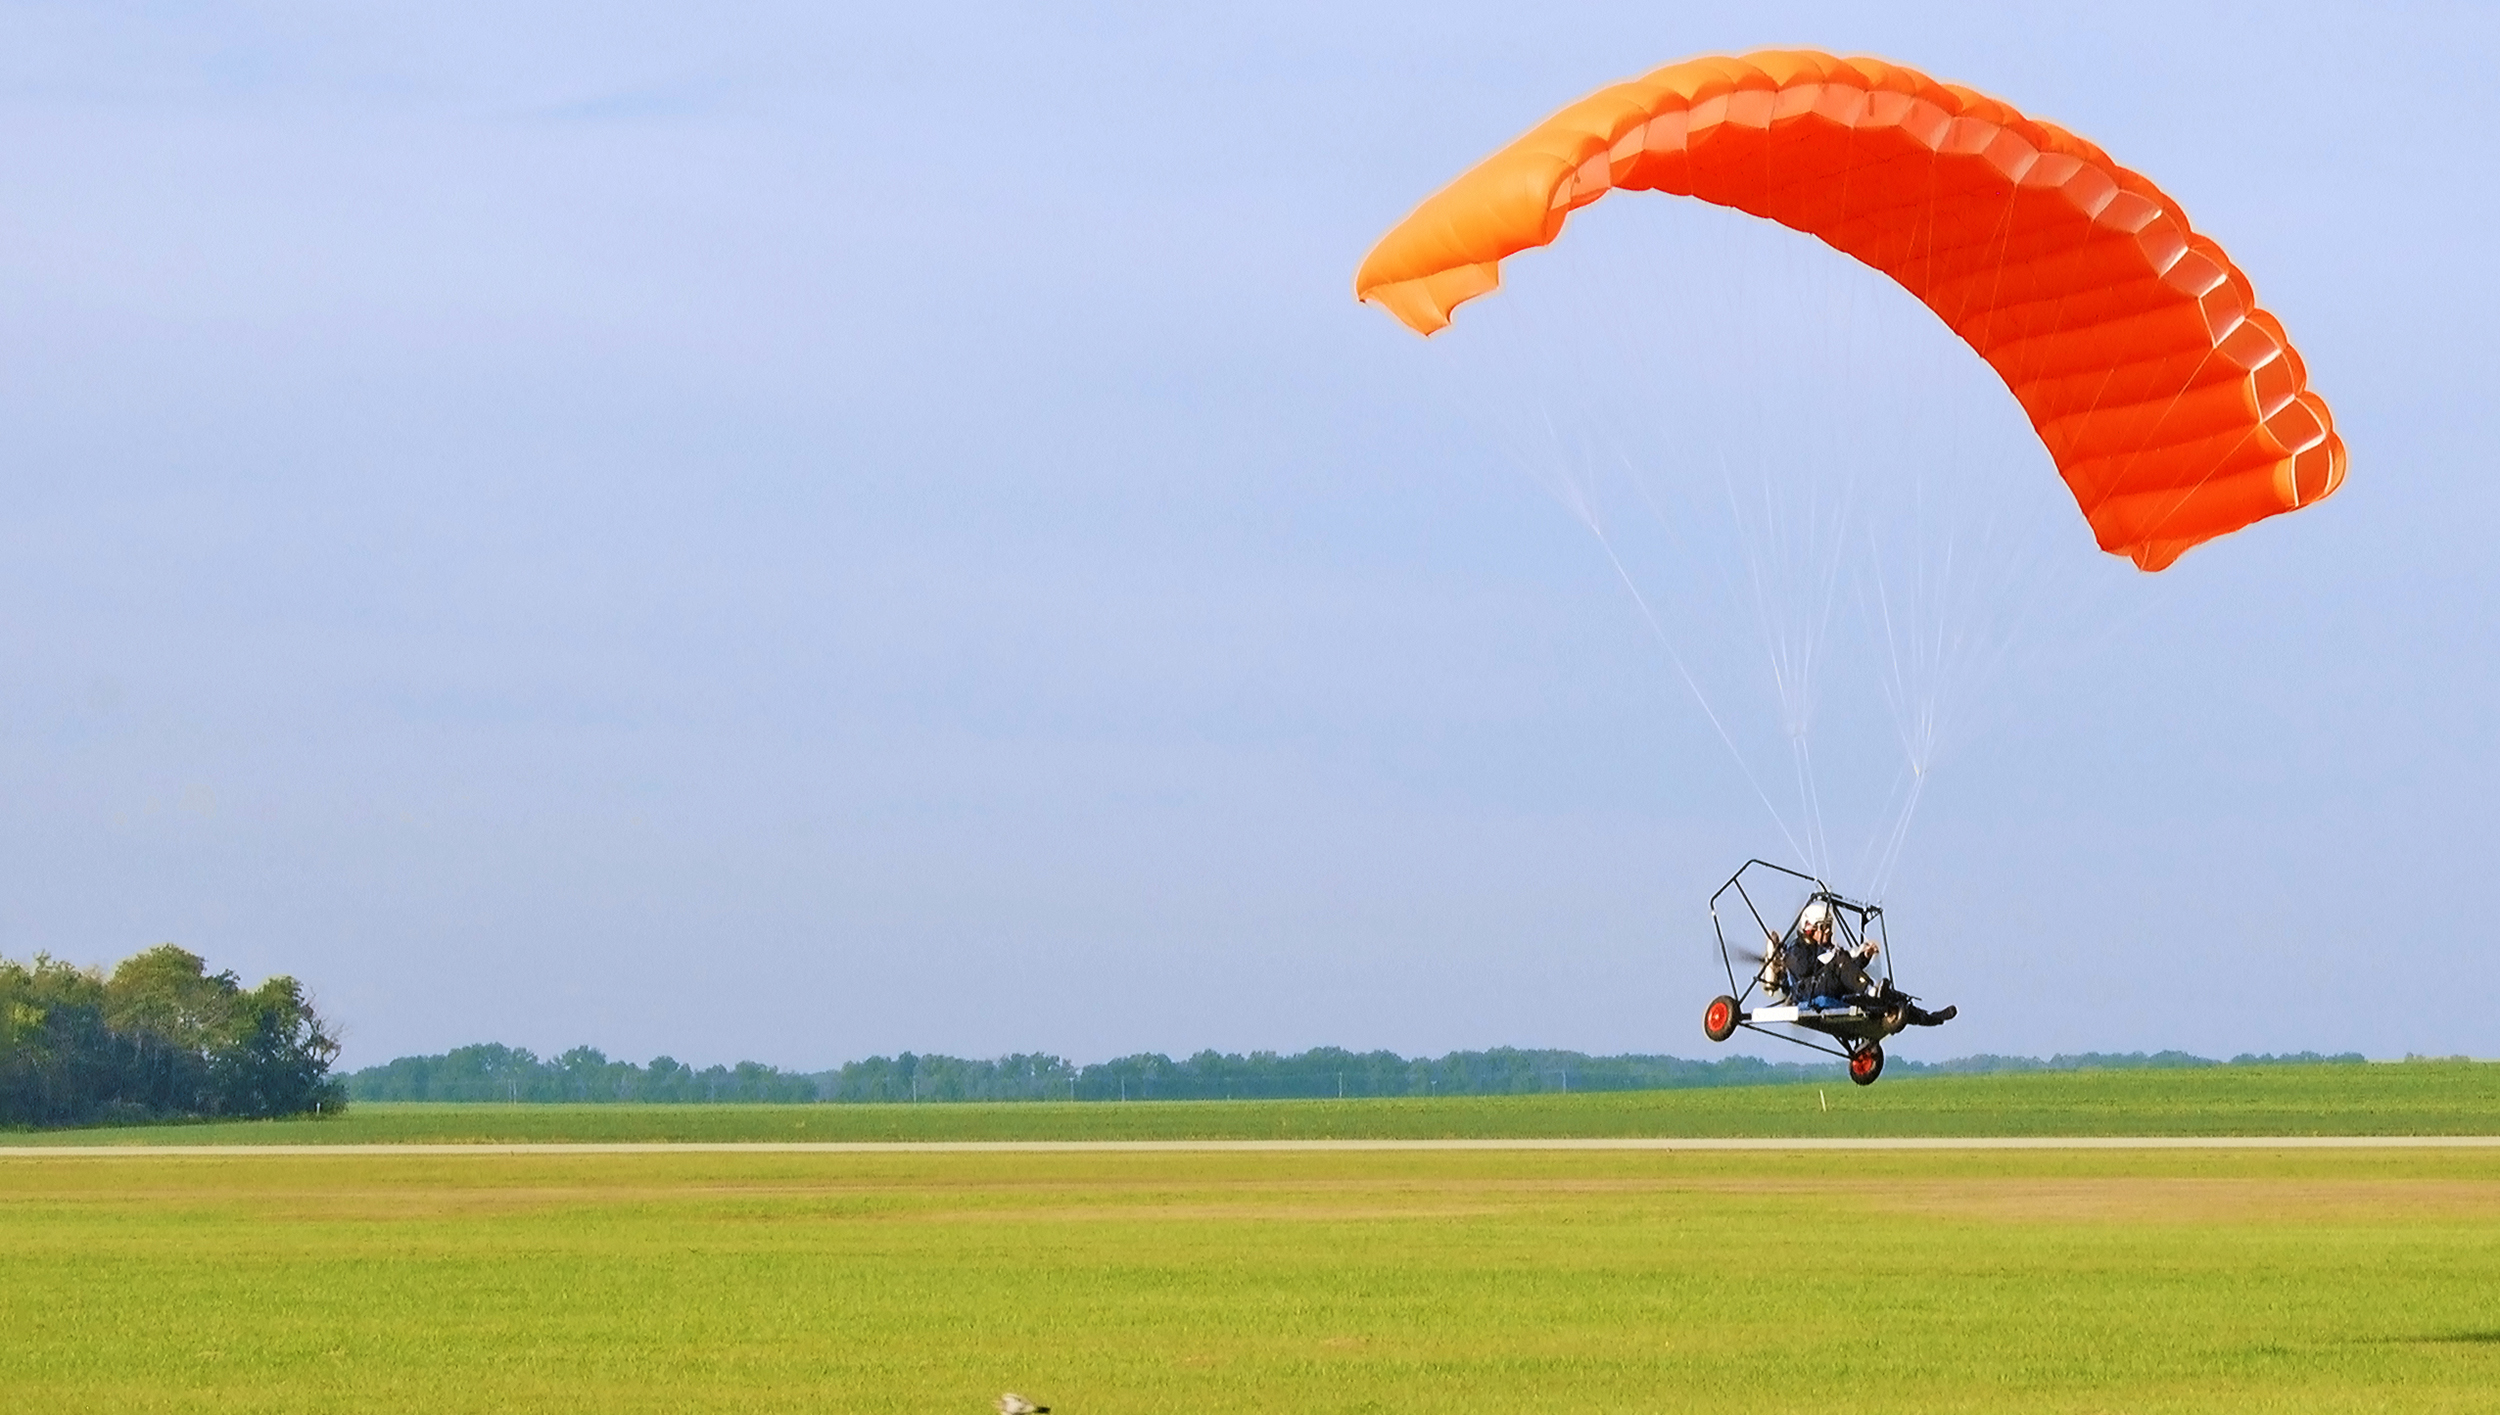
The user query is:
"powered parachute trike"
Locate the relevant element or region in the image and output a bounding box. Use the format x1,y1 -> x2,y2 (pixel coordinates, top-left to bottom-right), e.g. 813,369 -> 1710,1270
1353,52 -> 2348,1088
1699,860 -> 1954,1085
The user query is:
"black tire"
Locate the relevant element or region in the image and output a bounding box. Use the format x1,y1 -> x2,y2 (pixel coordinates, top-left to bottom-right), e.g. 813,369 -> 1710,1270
1847,1044 -> 1884,1086
1702,994 -> 1740,1043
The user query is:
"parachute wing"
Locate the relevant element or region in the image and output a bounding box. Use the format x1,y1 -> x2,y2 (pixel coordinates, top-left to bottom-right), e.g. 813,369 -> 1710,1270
1354,50 -> 2343,570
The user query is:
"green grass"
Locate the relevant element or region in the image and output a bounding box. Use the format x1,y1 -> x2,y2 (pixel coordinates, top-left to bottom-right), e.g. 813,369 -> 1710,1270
6,1060 -> 2495,1144
2,1145 -> 2495,1413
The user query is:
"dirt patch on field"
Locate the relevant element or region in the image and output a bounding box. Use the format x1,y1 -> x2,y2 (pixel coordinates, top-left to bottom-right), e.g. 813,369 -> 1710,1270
901,1202 -> 1509,1224
1860,1178 -> 2500,1224
12,1161 -> 2496,1231
880,1173 -> 2500,1228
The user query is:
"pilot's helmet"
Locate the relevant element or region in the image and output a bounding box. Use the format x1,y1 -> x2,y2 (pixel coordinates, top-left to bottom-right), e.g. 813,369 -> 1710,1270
1796,899 -> 1832,936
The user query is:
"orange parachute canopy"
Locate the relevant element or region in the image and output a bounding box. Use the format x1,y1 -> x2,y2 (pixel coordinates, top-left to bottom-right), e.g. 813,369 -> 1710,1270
1356,51 -> 2343,571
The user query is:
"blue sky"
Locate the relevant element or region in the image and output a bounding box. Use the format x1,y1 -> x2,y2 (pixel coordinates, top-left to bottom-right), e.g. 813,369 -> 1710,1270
2,1 -> 2491,1068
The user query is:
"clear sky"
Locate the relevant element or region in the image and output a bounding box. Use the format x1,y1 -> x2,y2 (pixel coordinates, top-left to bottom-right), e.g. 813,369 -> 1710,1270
3,1 -> 2491,1069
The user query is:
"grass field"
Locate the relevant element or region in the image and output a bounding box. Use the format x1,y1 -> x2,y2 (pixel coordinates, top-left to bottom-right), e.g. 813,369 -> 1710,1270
3,1144 -> 2496,1414
6,1060 -> 2495,1145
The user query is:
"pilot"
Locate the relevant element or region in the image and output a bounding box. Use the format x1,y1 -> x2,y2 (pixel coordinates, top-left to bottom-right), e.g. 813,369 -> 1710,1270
1784,901 -> 1838,1001
1822,934 -> 1879,1001
1809,940 -> 1877,1006
1790,896 -> 1958,1025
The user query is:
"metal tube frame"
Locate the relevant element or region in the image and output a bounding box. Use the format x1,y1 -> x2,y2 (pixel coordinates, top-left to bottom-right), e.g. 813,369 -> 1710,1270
1707,859 -> 1897,1060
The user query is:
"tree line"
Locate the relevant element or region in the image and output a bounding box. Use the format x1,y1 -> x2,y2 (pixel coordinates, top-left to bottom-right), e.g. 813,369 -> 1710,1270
343,1042 -> 2366,1105
346,1043 -> 1829,1103
1,947 -> 346,1127
348,1043 -> 825,1104
347,1043 -> 1836,1103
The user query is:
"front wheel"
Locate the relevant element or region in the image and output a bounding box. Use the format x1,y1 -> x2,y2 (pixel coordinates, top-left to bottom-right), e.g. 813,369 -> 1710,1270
1702,995 -> 1739,1043
1848,1044 -> 1885,1086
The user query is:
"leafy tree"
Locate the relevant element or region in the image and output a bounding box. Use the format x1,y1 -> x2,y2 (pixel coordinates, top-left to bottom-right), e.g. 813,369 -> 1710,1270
206,973 -> 345,1118
0,955 -> 117,1126
0,945 -> 344,1128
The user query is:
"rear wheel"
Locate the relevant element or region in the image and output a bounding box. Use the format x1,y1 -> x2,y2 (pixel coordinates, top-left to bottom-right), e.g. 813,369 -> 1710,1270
1702,995 -> 1739,1043
1848,1044 -> 1885,1086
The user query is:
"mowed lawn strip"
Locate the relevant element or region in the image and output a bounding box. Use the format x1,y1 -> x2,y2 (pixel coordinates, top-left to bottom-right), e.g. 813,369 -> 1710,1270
4,1061 -> 2494,1145
2,1147 -> 2495,1415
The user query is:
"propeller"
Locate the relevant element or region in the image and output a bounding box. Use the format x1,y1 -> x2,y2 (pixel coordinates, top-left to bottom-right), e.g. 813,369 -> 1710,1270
1732,931 -> 1780,971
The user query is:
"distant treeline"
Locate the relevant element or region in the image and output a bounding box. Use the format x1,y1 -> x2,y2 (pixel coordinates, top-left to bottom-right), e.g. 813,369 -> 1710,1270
350,1044 -> 825,1104
2,947 -> 346,1128
346,1042 -> 2368,1105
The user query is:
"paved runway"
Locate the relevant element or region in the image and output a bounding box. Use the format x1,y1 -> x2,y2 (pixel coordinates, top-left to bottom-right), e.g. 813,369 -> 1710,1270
5,1136 -> 2497,1156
